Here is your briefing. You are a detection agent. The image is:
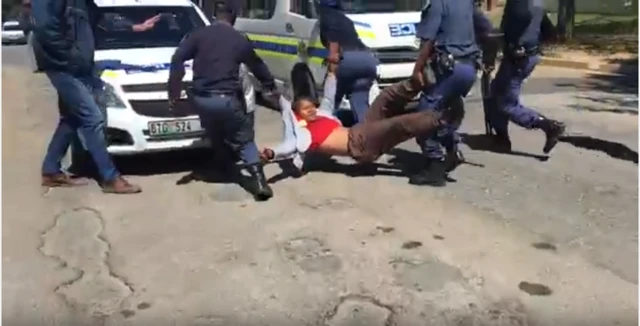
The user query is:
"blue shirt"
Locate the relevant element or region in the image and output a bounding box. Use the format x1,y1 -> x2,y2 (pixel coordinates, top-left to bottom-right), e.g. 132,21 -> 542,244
501,0 -> 545,49
168,22 -> 275,99
417,0 -> 484,58
317,5 -> 366,50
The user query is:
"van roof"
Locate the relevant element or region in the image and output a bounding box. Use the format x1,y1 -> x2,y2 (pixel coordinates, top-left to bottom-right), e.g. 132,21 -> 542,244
94,0 -> 194,7
3,21 -> 20,26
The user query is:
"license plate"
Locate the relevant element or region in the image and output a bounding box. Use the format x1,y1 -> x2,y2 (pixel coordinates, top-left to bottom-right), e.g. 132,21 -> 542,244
148,119 -> 202,136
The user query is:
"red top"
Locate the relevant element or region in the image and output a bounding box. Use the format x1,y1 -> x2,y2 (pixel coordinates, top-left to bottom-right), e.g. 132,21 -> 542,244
296,114 -> 340,150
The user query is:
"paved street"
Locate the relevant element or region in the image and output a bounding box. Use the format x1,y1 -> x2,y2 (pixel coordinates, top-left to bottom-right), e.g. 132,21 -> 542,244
3,44 -> 638,326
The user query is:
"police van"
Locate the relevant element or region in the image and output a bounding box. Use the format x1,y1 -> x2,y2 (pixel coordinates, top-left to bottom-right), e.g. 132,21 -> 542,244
233,0 -> 424,107
94,0 -> 255,155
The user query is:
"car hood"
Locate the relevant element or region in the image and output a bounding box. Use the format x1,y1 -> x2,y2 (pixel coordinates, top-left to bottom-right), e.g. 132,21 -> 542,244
95,47 -> 193,85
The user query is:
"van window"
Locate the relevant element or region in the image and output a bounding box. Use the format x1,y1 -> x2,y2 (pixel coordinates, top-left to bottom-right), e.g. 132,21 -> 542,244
238,0 -> 277,19
94,6 -> 205,50
341,0 -> 427,14
290,0 -> 316,19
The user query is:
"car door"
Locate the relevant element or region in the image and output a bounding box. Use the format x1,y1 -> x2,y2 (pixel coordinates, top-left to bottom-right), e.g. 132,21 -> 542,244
285,0 -> 326,91
234,0 -> 290,85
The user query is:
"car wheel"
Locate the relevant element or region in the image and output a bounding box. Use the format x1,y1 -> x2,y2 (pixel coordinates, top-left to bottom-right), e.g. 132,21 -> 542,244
290,62 -> 318,102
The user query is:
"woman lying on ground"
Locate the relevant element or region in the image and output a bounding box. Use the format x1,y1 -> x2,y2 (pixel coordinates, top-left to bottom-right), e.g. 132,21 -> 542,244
260,64 -> 453,186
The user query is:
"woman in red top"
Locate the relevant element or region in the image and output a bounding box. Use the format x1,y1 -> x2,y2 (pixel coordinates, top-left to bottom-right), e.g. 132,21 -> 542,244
262,78 -> 451,175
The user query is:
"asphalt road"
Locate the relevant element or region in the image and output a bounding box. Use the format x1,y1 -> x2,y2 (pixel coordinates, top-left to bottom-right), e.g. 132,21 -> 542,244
3,45 -> 638,326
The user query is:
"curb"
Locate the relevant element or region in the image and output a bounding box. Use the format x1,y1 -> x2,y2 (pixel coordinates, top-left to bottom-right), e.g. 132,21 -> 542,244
538,57 -> 638,75
495,53 -> 637,75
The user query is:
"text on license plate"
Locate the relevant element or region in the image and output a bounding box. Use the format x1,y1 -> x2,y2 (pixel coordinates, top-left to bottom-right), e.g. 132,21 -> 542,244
148,119 -> 202,136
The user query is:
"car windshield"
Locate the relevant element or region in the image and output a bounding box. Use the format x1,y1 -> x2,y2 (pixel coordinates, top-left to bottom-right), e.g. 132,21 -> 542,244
3,24 -> 22,31
94,6 -> 205,50
340,0 -> 427,13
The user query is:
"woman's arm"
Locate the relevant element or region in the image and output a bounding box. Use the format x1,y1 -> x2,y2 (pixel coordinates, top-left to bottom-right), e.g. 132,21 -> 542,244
317,72 -> 338,115
269,96 -> 298,159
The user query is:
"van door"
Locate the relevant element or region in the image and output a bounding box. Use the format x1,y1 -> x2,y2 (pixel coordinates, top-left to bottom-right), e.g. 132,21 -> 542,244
285,0 -> 326,91
234,0 -> 290,85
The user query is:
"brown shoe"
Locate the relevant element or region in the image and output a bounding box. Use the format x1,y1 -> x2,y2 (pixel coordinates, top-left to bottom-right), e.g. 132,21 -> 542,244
102,176 -> 142,194
41,173 -> 89,188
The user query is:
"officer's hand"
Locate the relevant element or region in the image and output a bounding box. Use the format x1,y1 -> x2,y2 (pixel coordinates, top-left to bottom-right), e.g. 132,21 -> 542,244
260,148 -> 275,162
327,52 -> 340,65
411,69 -> 426,88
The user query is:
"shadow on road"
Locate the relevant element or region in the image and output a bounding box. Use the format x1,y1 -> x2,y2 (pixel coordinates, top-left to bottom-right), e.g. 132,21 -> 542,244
559,135 -> 639,164
115,148 -> 209,176
458,133 -> 550,161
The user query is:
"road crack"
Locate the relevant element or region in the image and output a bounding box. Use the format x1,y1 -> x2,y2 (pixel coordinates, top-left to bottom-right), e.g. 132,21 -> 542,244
39,207 -> 133,316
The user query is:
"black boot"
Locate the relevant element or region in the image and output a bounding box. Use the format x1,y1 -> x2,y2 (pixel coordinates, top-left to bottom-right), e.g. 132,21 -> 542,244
247,163 -> 273,201
535,117 -> 566,154
444,148 -> 465,173
492,132 -> 512,153
409,159 -> 447,187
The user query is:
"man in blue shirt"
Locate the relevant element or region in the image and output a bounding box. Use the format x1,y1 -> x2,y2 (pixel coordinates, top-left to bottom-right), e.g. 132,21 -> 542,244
488,0 -> 565,154
410,0 -> 494,187
168,1 -> 278,201
315,0 -> 378,124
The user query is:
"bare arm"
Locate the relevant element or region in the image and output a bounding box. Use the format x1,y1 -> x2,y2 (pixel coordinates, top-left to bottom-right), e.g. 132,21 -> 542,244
413,0 -> 442,84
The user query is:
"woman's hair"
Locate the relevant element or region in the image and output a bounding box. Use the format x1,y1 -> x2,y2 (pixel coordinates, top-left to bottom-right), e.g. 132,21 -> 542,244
292,96 -> 320,112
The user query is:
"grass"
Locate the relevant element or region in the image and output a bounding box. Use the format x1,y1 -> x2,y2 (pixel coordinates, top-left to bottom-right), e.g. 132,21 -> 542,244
486,9 -> 638,54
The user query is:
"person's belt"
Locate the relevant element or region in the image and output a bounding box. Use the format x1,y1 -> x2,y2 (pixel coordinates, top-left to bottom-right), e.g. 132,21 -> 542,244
341,44 -> 369,52
190,88 -> 237,97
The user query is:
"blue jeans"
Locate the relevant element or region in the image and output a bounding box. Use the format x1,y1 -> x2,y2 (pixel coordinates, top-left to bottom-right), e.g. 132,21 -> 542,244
42,71 -> 119,182
488,55 -> 542,135
416,61 -> 477,160
190,93 -> 260,165
335,50 -> 379,123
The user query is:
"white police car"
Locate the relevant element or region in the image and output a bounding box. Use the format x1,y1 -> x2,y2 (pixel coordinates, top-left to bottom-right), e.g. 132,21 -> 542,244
95,0 -> 255,155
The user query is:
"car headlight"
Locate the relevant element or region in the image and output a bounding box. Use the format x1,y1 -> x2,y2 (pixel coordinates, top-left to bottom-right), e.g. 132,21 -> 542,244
102,82 -> 127,109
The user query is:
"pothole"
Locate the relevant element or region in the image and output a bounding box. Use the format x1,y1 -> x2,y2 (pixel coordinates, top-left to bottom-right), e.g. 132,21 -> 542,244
392,259 -> 463,292
283,237 -> 342,273
324,295 -> 393,326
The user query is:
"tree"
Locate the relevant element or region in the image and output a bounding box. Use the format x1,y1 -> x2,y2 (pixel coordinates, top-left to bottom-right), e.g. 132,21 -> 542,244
556,0 -> 575,41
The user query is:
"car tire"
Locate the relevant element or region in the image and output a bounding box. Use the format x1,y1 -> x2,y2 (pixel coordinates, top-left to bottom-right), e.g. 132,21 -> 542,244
290,62 -> 318,103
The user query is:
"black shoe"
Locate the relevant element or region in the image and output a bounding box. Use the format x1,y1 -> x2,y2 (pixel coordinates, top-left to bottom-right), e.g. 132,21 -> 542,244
535,117 -> 566,154
247,163 -> 273,201
408,159 -> 447,187
492,133 -> 512,153
444,149 -> 465,173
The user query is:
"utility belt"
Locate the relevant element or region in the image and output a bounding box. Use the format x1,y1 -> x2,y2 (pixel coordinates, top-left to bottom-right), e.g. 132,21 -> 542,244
188,87 -> 248,112
430,52 -> 479,76
505,44 -> 540,60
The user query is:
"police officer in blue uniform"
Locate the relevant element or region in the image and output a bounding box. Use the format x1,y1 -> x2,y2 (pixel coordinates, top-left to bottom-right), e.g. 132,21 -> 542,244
488,0 -> 565,153
315,0 -> 378,124
410,0 -> 494,186
168,1 -> 278,201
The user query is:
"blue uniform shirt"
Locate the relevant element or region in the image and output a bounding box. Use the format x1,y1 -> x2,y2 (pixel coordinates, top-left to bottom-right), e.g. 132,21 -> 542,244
317,5 -> 366,50
168,22 -> 275,100
501,0 -> 545,49
416,0 -> 482,58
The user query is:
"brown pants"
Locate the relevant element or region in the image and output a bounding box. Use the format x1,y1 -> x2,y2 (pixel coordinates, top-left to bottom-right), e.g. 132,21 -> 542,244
346,80 -> 443,163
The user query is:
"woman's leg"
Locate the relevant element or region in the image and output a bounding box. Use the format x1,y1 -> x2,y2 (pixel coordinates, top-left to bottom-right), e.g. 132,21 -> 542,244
347,110 -> 444,163
364,79 -> 421,122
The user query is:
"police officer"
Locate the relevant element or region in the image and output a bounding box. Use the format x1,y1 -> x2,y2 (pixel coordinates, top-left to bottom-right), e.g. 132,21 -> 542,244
409,0 -> 494,187
315,0 -> 378,124
168,1 -> 278,201
488,0 -> 565,154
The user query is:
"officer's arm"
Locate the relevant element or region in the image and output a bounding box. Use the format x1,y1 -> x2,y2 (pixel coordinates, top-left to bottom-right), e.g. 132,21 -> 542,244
32,0 -> 71,63
241,40 -> 277,91
413,0 -> 443,76
168,32 -> 199,102
519,2 -> 545,48
320,17 -> 341,64
473,8 -> 494,41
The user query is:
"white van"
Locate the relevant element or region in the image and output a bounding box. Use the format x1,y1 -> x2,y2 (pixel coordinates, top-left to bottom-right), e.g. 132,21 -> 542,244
93,0 -> 255,155
234,0 -> 424,107
2,20 -> 27,45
